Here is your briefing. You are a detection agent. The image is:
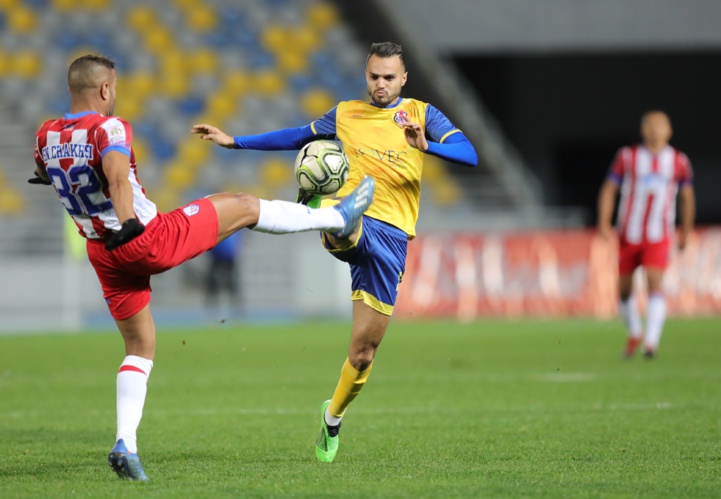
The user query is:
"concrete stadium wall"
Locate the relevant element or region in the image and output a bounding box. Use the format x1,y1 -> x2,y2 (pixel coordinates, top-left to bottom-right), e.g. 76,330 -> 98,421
381,0 -> 721,53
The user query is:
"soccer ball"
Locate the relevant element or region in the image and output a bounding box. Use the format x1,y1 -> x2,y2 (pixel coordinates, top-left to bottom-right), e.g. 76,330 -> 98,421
294,140 -> 350,195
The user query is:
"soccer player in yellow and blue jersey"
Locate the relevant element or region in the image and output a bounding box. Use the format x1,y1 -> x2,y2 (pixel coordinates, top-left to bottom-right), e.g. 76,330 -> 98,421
192,42 -> 478,462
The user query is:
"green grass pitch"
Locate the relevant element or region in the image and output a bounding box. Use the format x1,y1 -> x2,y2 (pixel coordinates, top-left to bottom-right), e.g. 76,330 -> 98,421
1,318 -> 719,498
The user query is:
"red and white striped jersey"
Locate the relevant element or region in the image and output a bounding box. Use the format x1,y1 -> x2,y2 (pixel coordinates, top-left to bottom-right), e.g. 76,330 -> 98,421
609,144 -> 692,244
34,111 -> 157,240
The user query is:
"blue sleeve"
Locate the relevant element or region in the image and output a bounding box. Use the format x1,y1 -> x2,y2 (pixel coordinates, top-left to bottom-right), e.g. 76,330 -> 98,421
101,145 -> 131,157
608,173 -> 623,185
310,106 -> 338,137
233,125 -> 317,150
425,104 -> 459,143
232,107 -> 337,150
425,132 -> 478,167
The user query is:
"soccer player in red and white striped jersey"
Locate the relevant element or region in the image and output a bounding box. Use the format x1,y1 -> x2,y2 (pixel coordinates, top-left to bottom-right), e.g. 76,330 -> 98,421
597,111 -> 695,358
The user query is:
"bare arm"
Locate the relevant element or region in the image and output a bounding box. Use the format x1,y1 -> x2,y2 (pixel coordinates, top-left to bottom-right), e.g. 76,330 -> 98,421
191,123 -> 235,148
103,150 -> 136,223
677,184 -> 695,250
597,179 -> 619,240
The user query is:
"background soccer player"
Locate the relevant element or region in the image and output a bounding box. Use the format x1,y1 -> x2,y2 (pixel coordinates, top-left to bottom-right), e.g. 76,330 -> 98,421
32,54 -> 374,480
192,42 -> 478,462
597,110 -> 695,358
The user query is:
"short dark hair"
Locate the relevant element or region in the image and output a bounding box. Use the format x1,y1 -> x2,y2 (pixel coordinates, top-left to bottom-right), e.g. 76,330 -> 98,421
367,42 -> 405,69
67,54 -> 116,93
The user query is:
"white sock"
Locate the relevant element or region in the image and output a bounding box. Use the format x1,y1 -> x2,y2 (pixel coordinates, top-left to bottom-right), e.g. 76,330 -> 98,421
324,408 -> 342,427
116,355 -> 154,454
252,199 -> 344,234
619,296 -> 643,339
645,293 -> 667,350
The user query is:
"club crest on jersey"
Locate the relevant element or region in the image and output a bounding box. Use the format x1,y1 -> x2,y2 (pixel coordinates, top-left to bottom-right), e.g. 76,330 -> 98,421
183,204 -> 200,216
107,125 -> 126,145
393,110 -> 409,125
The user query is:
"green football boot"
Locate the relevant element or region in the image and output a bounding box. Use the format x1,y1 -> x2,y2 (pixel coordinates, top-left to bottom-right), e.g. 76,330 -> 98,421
315,400 -> 341,463
296,188 -> 321,208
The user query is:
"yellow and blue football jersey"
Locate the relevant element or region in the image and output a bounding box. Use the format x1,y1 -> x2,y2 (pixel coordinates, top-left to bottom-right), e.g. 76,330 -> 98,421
311,98 -> 460,238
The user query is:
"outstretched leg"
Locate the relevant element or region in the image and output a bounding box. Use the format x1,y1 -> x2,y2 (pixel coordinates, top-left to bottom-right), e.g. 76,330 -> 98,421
207,176 -> 375,243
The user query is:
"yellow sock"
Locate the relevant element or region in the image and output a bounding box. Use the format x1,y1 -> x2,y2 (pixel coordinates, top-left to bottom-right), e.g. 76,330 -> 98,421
328,358 -> 373,419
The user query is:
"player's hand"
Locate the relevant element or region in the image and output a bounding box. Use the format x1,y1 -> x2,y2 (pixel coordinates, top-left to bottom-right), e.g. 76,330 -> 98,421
28,171 -> 52,185
191,123 -> 235,148
598,224 -> 615,242
106,218 -> 145,251
400,121 -> 429,152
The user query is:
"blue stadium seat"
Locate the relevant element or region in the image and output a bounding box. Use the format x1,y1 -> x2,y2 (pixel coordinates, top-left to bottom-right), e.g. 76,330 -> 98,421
177,95 -> 206,117
151,137 -> 177,163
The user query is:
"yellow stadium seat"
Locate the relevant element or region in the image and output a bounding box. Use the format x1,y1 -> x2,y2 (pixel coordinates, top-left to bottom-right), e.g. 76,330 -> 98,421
144,28 -> 175,54
164,163 -> 196,191
0,0 -> 21,10
0,188 -> 25,215
12,51 -> 41,78
149,187 -> 179,212
243,184 -> 271,201
260,157 -> 292,188
276,50 -> 308,74
114,98 -> 144,123
84,0 -> 109,10
206,94 -> 238,120
185,6 -> 217,32
171,0 -> 196,9
305,2 -> 339,31
127,6 -> 157,31
0,50 -> 10,77
188,49 -> 219,74
177,141 -> 210,168
128,71 -> 157,101
221,70 -> 250,96
159,50 -> 188,74
7,5 -> 37,33
50,0 -> 76,12
292,25 -> 321,53
252,70 -> 286,96
261,24 -> 292,53
131,137 -> 149,163
300,88 -> 335,119
159,75 -> 190,98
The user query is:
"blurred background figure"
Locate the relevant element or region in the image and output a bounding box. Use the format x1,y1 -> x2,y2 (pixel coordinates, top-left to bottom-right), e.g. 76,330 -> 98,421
204,230 -> 244,319
597,111 -> 695,359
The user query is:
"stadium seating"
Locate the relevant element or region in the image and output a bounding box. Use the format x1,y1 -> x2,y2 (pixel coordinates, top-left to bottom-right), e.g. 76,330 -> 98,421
0,0 -> 462,238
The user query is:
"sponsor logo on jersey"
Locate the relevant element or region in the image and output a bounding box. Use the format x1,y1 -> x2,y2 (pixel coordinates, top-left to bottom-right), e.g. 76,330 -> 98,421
41,143 -> 94,162
349,147 -> 408,166
393,110 -> 409,125
183,204 -> 200,216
